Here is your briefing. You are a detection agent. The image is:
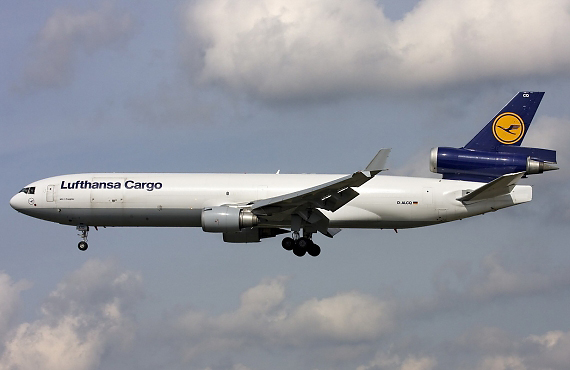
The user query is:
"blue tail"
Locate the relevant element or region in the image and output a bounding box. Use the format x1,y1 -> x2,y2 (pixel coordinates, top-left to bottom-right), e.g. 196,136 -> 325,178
430,91 -> 558,182
464,92 -> 544,151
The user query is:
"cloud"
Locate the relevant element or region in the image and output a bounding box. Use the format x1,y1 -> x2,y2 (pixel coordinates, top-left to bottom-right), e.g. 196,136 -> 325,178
184,0 -> 570,101
0,274 -> 31,342
167,276 -> 397,363
0,259 -> 143,370
357,353 -> 437,370
446,327 -> 570,370
404,253 -> 570,321
518,115 -> 570,221
1,254 -> 570,369
17,2 -> 134,92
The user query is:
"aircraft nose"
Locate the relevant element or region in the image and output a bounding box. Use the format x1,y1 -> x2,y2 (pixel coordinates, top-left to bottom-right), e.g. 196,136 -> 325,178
9,193 -> 25,211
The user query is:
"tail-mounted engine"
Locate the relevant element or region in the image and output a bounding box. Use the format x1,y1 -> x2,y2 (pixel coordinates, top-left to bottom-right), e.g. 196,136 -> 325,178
430,147 -> 558,182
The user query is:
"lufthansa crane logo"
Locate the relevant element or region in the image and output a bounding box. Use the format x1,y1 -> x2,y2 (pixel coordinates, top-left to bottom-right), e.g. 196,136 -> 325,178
492,112 -> 525,144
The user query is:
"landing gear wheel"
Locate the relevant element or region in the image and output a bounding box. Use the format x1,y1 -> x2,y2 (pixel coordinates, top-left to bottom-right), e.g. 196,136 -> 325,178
78,241 -> 88,251
307,243 -> 321,257
297,237 -> 311,249
293,245 -> 306,257
282,237 -> 294,251
292,237 -> 311,257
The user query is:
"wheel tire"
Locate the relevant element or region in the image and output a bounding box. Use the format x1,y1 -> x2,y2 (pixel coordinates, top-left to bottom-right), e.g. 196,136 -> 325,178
297,237 -> 311,249
293,245 -> 306,257
307,244 -> 321,257
282,237 -> 294,251
78,241 -> 88,251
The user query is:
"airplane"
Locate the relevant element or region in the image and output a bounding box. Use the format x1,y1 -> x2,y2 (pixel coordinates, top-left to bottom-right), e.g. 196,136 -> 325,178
10,92 -> 558,257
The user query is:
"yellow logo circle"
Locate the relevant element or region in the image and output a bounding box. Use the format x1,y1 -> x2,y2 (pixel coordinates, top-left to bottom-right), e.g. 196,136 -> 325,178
492,113 -> 525,145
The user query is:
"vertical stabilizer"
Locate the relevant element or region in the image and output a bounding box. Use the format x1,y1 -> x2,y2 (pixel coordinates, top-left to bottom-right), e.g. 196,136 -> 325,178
464,92 -> 544,151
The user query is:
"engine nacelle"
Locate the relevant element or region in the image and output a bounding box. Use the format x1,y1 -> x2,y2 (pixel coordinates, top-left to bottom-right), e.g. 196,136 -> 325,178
430,147 -> 558,181
201,206 -> 258,233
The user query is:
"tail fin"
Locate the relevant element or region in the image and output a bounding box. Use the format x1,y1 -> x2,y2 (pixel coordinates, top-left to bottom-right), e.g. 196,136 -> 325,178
464,92 -> 544,151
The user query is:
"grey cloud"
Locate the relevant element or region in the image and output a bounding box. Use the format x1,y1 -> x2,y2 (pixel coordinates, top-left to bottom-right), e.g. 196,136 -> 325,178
356,327 -> 570,370
404,253 -> 570,321
1,255 -> 569,369
17,2 -> 134,92
518,116 -> 570,222
443,327 -> 570,370
183,0 -> 570,101
357,352 -> 437,370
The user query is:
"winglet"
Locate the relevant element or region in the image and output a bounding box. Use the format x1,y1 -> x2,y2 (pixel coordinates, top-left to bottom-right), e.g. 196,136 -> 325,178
457,171 -> 526,203
365,148 -> 391,174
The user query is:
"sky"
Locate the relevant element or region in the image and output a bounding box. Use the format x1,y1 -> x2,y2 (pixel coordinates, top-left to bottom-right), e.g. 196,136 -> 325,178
2,0 -> 570,369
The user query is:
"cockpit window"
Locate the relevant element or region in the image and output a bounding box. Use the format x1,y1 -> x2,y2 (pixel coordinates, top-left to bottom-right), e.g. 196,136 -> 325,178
19,187 -> 35,194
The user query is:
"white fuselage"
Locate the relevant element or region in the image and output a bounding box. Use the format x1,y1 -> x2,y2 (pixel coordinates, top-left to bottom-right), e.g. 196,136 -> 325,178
9,173 -> 532,230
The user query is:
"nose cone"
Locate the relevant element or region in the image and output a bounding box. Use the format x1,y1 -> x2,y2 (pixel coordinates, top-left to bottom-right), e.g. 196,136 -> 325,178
10,193 -> 25,211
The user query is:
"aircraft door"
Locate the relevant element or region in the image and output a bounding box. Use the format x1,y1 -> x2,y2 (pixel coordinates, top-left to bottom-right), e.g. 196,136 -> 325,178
46,185 -> 55,202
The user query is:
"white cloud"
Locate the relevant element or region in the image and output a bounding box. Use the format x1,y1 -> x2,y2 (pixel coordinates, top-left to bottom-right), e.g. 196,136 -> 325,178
170,277 -> 396,362
0,259 -> 143,370
0,274 -> 31,342
357,352 -> 437,370
184,0 -> 570,101
18,2 -> 134,91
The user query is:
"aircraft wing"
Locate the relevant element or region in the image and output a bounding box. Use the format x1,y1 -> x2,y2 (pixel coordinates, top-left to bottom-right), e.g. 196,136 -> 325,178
250,149 -> 390,236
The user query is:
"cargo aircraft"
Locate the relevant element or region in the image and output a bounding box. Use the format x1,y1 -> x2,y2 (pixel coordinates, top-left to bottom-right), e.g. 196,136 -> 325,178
10,92 -> 558,257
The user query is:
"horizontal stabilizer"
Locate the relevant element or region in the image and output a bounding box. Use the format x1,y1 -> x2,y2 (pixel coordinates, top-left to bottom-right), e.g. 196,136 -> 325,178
457,171 -> 526,203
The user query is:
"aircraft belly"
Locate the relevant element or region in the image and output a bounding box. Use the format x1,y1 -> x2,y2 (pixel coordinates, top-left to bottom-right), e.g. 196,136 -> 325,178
41,208 -> 203,227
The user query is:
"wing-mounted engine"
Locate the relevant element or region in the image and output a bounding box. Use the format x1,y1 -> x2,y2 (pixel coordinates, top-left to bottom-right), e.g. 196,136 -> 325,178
201,206 -> 288,243
201,206 -> 258,233
430,147 -> 558,182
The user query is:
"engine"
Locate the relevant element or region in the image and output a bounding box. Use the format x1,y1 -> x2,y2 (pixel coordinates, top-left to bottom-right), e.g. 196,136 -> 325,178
201,206 -> 258,233
430,147 -> 558,181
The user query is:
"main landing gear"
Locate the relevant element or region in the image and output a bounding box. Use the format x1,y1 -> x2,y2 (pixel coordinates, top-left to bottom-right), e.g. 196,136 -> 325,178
77,224 -> 89,251
282,232 -> 321,257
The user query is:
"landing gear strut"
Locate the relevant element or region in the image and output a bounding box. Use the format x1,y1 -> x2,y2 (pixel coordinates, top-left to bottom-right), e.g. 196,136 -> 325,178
282,231 -> 320,257
77,224 -> 89,251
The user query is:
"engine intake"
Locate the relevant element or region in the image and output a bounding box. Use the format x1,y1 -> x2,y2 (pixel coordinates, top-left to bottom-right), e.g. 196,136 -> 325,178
201,206 -> 258,233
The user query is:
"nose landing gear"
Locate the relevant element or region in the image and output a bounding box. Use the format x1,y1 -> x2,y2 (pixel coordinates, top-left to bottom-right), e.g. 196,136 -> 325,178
282,231 -> 320,257
77,224 -> 89,251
